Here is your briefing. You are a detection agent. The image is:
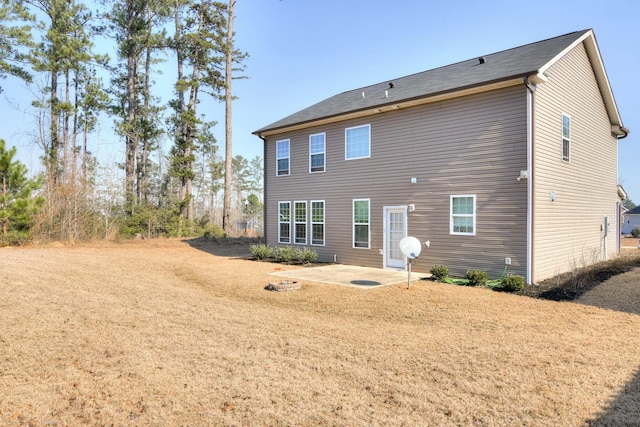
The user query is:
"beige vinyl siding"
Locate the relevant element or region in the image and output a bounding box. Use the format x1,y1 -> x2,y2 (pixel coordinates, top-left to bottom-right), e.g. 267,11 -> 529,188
533,43 -> 619,282
264,85 -> 528,278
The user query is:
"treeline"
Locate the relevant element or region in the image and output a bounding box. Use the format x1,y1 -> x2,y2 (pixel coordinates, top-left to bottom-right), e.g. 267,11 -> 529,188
0,0 -> 258,244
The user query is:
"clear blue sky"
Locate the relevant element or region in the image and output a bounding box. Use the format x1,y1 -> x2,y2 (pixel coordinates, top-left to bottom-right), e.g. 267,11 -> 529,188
2,0 -> 638,201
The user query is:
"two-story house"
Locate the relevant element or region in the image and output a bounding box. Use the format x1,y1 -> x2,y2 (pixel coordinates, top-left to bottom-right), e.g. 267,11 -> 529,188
253,29 -> 629,284
622,205 -> 640,235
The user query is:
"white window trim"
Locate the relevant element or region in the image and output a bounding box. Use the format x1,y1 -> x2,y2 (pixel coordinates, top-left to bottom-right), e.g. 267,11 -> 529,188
309,133 -> 326,173
278,201 -> 291,243
294,201 -> 307,245
345,124 -> 371,160
352,198 -> 371,249
562,113 -> 571,162
276,139 -> 290,176
450,195 -> 476,236
311,200 -> 325,246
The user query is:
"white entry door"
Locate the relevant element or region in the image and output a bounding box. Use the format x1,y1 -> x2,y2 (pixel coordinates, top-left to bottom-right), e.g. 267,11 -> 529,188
384,207 -> 408,269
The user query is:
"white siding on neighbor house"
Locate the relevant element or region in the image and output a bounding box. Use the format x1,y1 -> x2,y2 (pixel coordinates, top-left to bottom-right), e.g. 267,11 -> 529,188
622,215 -> 640,235
263,85 -> 528,279
533,42 -> 619,282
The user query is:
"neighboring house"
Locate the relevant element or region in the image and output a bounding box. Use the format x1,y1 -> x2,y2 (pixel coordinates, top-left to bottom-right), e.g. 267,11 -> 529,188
253,29 -> 629,284
622,206 -> 640,235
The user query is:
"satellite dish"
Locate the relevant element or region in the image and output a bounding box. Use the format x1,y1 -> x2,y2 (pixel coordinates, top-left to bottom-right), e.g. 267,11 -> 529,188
399,236 -> 423,289
399,236 -> 422,260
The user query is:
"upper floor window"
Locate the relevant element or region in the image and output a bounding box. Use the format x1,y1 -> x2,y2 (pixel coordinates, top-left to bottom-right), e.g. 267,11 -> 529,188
562,113 -> 571,162
276,139 -> 290,175
309,133 -> 325,172
278,201 -> 291,243
353,199 -> 370,248
450,195 -> 476,236
345,124 -> 370,160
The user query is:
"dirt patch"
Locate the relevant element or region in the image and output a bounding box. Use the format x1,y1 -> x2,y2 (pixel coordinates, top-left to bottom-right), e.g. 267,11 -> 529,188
1,238 -> 639,426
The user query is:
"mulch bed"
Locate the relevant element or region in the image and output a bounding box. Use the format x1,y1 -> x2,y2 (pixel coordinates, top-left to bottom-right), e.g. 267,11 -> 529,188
517,257 -> 640,301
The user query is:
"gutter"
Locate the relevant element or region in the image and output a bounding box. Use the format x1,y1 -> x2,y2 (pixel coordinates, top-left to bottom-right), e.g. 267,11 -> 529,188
613,124 -> 629,139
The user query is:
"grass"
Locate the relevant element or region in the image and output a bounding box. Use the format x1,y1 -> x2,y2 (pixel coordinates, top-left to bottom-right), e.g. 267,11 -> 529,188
0,239 -> 639,425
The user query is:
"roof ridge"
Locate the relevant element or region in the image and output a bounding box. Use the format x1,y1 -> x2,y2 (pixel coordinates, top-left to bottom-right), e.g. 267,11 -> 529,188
339,29 -> 592,95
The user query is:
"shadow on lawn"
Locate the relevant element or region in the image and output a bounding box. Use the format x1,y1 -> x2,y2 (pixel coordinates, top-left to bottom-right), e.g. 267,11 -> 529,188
586,367 -> 640,426
182,236 -> 261,258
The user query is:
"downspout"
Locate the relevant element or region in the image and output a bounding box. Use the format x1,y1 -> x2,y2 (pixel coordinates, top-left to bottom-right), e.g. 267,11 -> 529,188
259,134 -> 268,244
524,77 -> 535,285
613,127 -> 629,257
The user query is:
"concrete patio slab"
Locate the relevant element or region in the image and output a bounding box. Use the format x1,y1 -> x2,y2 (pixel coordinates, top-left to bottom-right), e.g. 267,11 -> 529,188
270,264 -> 429,289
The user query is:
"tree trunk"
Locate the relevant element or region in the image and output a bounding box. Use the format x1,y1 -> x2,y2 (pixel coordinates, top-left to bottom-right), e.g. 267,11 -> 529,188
2,174 -> 6,237
63,67 -> 70,183
125,17 -> 137,213
222,0 -> 235,234
140,4 -> 152,203
50,70 -> 59,185
82,108 -> 88,191
186,57 -> 201,222
174,0 -> 185,234
72,69 -> 79,186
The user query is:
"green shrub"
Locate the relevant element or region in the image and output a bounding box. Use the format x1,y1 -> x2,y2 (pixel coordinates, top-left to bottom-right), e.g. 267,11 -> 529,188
250,244 -> 272,260
296,247 -> 318,264
631,228 -> 640,238
274,246 -> 296,263
202,224 -> 225,239
0,230 -> 31,246
430,265 -> 449,282
497,275 -> 525,292
466,270 -> 489,287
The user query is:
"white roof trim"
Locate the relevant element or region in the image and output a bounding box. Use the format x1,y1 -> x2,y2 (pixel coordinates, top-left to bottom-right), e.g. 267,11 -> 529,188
538,30 -> 592,74
618,184 -> 628,200
539,29 -> 624,130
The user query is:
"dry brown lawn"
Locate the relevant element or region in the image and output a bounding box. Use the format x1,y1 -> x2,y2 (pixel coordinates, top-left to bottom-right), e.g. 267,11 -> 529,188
1,238 -> 639,426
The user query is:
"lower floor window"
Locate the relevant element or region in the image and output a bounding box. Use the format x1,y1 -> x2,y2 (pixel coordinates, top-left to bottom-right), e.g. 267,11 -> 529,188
311,200 -> 325,245
280,200 -> 324,246
353,199 -> 370,248
278,202 -> 290,243
450,195 -> 476,235
294,201 -> 307,244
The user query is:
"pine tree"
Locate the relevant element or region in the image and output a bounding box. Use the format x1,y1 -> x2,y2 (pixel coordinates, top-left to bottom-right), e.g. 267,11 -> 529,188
0,0 -> 34,91
24,0 -> 108,240
169,0 -> 228,234
138,2 -> 168,203
0,140 -> 44,243
105,0 -> 169,214
219,0 -> 248,235
221,0 -> 235,234
105,0 -> 148,213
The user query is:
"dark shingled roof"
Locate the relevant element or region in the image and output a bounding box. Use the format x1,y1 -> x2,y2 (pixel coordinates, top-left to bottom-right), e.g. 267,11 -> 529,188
625,205 -> 640,215
254,30 -> 590,135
